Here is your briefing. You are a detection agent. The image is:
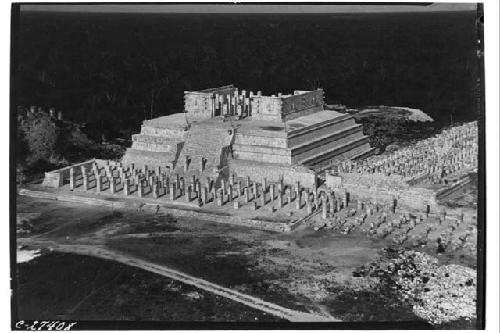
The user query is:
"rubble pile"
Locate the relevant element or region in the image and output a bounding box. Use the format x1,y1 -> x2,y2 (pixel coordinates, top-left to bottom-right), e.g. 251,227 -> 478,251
354,250 -> 476,325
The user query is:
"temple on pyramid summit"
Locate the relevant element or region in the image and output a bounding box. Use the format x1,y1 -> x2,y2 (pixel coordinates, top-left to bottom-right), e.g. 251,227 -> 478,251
121,84 -> 373,187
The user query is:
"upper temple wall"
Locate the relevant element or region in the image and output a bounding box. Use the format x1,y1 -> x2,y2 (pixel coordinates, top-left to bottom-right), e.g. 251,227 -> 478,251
250,89 -> 325,122
184,85 -> 237,121
183,85 -> 325,122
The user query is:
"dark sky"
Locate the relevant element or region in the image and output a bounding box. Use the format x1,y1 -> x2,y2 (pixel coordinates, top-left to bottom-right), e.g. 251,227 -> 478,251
21,3 -> 477,13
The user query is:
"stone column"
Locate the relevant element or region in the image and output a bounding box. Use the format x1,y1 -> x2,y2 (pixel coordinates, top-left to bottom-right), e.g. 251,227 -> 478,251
82,173 -> 89,191
80,165 -> 86,178
244,187 -> 249,204
110,177 -> 116,194
330,198 -> 336,215
295,192 -> 301,210
69,167 -> 75,190
169,183 -> 176,200
152,181 -> 159,199
201,187 -> 207,205
260,191 -> 266,208
180,178 -> 185,196
306,200 -> 312,214
235,183 -> 241,198
163,177 -> 170,192
322,198 -> 328,219
277,192 -> 283,208
210,187 -> 216,203
176,173 -> 180,188
123,179 -> 130,196
137,181 -> 143,198
233,200 -> 240,210
252,182 -> 257,201
184,184 -> 191,202
285,188 -> 291,205
96,175 -> 102,192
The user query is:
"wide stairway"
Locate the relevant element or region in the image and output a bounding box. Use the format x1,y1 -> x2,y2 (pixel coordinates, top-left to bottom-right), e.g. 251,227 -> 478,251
121,114 -> 188,169
175,121 -> 235,177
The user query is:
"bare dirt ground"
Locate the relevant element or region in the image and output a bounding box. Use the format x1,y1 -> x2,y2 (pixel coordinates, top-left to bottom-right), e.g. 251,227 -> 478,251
15,194 -> 477,327
16,252 -> 285,322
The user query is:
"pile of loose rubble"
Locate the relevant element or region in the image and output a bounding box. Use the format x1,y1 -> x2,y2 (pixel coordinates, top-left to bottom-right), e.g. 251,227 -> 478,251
354,249 -> 476,325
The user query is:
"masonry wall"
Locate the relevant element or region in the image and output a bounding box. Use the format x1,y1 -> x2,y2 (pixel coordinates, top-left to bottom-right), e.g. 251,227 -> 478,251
140,125 -> 186,138
229,160 -> 317,188
250,96 -> 283,122
281,89 -> 325,121
342,183 -> 439,211
333,172 -> 442,211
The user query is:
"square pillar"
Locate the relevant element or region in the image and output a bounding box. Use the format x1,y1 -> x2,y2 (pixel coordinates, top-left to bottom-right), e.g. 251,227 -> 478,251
123,179 -> 130,196
110,177 -> 116,194
69,167 -> 75,190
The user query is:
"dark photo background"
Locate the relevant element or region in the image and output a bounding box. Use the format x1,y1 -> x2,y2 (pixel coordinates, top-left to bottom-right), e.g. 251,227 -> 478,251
13,9 -> 478,141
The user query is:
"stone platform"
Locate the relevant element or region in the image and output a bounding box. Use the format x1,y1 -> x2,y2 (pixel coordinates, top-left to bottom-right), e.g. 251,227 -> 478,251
37,159 -> 332,232
233,110 -> 373,172
119,85 -> 374,187
42,85 -> 380,230
121,113 -> 188,169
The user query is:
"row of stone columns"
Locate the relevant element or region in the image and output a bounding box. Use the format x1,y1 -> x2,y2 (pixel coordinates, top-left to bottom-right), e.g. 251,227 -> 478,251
335,122 -> 478,184
212,89 -> 264,118
69,162 -> 343,216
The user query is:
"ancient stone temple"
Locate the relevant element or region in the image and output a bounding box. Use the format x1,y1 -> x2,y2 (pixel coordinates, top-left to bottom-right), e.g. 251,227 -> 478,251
121,84 -> 373,187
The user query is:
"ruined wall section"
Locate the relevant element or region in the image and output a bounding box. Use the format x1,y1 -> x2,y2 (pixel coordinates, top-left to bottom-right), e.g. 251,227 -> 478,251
184,85 -> 237,121
327,172 -> 439,211
281,89 -> 325,121
229,159 -> 317,188
250,96 -> 283,122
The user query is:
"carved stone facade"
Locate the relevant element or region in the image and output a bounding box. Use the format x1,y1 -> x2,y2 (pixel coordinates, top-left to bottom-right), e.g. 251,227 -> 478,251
184,85 -> 325,122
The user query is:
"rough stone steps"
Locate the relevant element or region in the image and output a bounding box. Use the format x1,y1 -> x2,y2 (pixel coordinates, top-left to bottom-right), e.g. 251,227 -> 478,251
301,137 -> 371,171
289,124 -> 363,152
175,123 -> 234,175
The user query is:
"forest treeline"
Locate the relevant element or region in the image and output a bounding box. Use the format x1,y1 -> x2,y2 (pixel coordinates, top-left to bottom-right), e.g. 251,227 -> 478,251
14,11 -> 479,141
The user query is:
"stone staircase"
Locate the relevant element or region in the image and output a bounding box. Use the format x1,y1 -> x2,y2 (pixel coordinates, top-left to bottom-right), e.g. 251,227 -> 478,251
121,114 -> 188,169
175,122 -> 235,178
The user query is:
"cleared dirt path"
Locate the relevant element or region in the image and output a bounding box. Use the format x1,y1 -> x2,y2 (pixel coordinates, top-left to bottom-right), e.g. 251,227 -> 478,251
17,239 -> 338,323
